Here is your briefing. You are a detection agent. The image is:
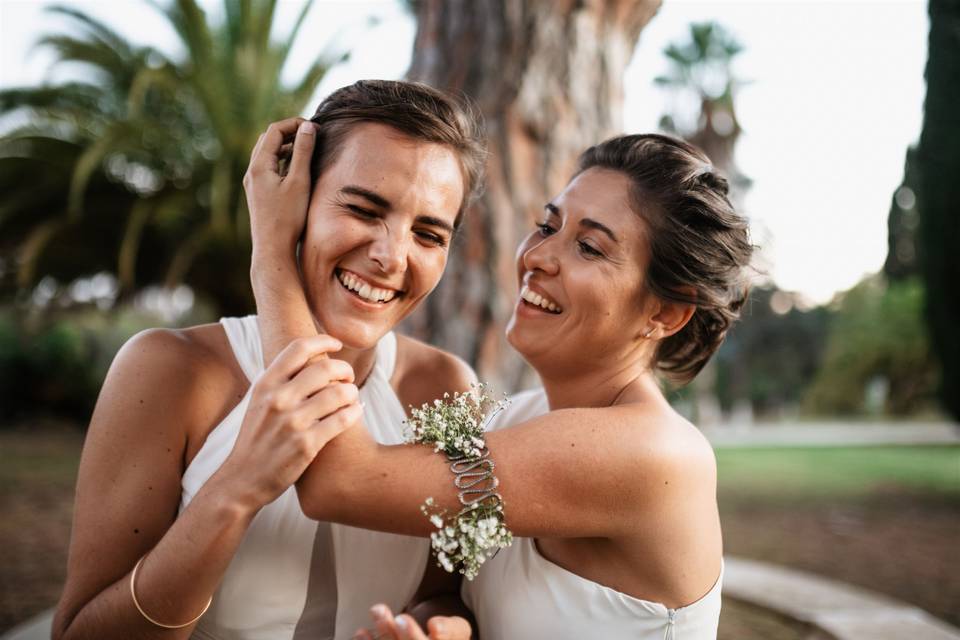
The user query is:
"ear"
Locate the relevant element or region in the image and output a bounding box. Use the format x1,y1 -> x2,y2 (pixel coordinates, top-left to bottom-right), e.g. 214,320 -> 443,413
640,287 -> 696,340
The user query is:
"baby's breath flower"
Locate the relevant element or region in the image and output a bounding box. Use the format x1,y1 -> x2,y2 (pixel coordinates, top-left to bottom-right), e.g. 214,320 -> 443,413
404,383 -> 512,579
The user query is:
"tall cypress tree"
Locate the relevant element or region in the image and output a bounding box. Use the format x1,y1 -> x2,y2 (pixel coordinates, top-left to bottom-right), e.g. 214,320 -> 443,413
917,0 -> 960,420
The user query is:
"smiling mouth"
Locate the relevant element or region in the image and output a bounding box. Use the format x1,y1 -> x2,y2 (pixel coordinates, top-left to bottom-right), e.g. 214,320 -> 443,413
519,285 -> 562,314
336,269 -> 402,304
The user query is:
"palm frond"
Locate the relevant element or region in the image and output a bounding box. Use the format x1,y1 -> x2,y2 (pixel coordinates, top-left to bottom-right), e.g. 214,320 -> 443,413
278,0 -> 316,71
118,198 -> 154,290
67,123 -> 135,219
4,0 -> 338,313
209,156 -> 234,232
34,33 -> 145,88
44,4 -> 135,58
0,83 -> 104,115
17,217 -> 68,287
252,0 -> 279,59
0,132 -> 83,164
164,223 -> 214,288
126,65 -> 181,117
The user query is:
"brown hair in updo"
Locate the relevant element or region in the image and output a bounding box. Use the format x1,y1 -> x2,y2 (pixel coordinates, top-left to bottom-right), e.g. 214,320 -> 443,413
308,80 -> 486,228
575,133 -> 754,384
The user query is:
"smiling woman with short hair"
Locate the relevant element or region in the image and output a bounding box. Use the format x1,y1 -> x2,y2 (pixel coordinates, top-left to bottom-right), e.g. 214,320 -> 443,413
52,80 -> 487,640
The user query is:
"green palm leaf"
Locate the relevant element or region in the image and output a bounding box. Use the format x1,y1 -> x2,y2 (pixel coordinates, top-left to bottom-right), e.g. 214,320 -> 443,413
1,0 -> 342,314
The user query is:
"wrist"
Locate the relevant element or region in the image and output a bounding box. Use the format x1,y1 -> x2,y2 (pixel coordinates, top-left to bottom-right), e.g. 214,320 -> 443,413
198,471 -> 266,523
250,252 -> 302,293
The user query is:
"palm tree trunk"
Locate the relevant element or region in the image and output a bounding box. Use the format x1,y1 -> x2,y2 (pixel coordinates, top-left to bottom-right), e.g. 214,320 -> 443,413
405,0 -> 661,389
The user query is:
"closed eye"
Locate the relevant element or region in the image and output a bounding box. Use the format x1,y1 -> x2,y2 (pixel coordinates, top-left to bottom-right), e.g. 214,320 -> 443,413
346,204 -> 379,219
416,230 -> 447,247
578,240 -> 603,258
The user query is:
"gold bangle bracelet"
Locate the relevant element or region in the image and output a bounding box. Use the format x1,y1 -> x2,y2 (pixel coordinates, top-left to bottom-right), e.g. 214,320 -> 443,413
130,555 -> 213,629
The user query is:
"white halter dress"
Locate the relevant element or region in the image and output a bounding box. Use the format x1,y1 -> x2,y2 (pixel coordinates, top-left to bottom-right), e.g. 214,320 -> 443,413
180,316 -> 429,640
462,389 -> 723,640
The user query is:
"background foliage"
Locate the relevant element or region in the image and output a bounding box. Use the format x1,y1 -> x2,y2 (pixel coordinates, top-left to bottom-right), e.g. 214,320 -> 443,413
0,0 -> 341,314
0,2 -> 952,425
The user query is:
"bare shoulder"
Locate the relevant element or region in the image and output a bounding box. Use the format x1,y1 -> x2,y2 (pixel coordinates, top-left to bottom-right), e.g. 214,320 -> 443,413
114,322 -> 241,390
95,322 -> 246,447
392,334 -> 478,413
614,403 -> 717,496
532,401 -> 715,500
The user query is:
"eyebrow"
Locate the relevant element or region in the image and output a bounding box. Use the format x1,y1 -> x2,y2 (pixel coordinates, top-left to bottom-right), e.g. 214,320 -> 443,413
340,185 -> 391,209
544,203 -> 619,243
342,185 -> 455,235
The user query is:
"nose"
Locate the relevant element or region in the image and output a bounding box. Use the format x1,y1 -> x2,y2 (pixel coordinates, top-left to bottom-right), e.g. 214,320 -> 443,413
521,234 -> 560,276
368,226 -> 408,275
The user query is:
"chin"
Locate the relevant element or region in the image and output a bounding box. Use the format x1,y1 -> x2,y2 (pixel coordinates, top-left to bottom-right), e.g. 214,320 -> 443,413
505,318 -> 537,362
316,314 -> 386,351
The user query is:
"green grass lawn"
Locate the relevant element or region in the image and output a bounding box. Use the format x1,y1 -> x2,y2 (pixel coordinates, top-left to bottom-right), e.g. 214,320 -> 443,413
716,444 -> 960,628
716,444 -> 960,501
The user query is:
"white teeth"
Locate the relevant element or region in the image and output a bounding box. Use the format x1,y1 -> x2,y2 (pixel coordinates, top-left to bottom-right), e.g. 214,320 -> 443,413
520,285 -> 562,313
337,271 -> 398,304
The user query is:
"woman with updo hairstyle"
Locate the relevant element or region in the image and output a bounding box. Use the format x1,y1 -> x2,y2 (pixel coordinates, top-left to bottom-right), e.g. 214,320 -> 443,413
576,133 -> 753,384
241,131 -> 755,639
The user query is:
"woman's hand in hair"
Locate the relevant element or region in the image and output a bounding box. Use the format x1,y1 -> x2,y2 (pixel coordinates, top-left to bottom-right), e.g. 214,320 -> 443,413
245,117 -> 324,366
244,116 -> 317,261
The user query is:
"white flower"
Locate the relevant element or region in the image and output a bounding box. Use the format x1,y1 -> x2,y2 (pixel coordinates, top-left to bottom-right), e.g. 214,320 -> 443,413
406,384 -> 512,579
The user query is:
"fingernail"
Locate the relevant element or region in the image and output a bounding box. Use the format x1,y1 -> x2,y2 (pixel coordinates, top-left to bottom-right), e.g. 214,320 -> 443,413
433,619 -> 445,634
395,616 -> 408,630
371,604 -> 387,619
299,120 -> 315,135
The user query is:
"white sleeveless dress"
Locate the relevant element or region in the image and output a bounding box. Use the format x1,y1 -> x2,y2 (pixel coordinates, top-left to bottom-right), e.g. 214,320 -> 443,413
180,316 -> 429,640
463,389 -> 723,640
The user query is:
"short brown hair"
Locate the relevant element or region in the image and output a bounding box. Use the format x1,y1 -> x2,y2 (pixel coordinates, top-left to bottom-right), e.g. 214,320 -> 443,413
576,133 -> 754,384
309,80 -> 486,228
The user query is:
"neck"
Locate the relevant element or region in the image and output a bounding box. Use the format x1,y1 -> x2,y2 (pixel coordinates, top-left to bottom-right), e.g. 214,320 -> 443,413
538,357 -> 660,411
336,343 -> 379,389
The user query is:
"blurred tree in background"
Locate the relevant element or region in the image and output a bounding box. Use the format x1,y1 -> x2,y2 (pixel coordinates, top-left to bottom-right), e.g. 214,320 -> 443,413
884,147 -> 921,281
654,21 -> 750,202
403,0 -> 662,388
0,1 -> 950,424
715,287 -> 830,420
0,0 -> 341,315
650,20 -> 748,424
803,276 -> 938,416
915,0 -> 960,422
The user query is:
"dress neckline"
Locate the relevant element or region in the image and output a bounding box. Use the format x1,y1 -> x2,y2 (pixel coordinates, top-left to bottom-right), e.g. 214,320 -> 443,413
529,537 -> 723,614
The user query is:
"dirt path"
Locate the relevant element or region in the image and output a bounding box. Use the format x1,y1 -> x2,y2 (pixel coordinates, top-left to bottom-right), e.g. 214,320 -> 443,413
720,490 -> 960,628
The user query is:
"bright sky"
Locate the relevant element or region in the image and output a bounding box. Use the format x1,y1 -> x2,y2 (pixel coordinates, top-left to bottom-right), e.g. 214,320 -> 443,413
0,0 -> 928,305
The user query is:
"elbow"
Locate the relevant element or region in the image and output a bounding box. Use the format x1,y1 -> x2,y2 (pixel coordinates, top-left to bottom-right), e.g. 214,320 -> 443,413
295,478 -> 327,521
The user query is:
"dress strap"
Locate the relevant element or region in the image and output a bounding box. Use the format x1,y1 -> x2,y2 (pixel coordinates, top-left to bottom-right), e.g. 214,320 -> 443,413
371,331 -> 398,382
219,316 -> 265,383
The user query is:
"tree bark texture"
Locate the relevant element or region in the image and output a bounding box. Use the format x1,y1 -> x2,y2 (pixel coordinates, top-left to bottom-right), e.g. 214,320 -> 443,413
405,0 -> 661,389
